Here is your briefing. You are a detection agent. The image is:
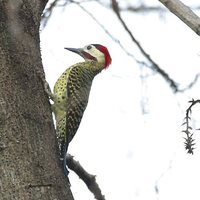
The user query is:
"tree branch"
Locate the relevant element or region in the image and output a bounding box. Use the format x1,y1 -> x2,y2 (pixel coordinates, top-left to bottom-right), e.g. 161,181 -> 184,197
66,154 -> 105,200
111,0 -> 179,92
158,0 -> 200,36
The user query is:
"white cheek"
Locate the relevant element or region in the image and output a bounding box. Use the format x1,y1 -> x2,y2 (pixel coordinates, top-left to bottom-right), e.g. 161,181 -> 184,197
97,55 -> 105,64
95,51 -> 105,64
90,50 -> 104,62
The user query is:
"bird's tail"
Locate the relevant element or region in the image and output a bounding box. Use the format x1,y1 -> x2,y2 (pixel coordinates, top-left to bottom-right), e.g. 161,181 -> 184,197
60,141 -> 69,177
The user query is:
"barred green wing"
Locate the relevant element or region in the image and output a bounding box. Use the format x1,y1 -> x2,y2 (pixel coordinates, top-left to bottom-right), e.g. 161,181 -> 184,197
66,65 -> 94,143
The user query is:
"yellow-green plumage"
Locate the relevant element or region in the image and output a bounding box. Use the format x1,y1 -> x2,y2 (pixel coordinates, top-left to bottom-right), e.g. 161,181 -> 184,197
50,44 -> 112,177
53,60 -> 104,164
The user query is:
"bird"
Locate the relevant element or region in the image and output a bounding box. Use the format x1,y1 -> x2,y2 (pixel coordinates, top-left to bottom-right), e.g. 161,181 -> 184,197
52,44 -> 112,176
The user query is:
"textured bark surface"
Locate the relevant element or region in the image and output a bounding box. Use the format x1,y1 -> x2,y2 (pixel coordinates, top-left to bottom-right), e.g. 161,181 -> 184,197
0,1 -> 74,199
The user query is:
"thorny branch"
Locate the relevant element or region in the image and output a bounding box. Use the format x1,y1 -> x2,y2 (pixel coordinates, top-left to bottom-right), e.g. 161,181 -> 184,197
182,99 -> 200,154
66,154 -> 105,200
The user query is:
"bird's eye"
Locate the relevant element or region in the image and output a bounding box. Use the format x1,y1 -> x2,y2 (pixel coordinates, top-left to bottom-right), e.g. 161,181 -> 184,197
87,45 -> 92,50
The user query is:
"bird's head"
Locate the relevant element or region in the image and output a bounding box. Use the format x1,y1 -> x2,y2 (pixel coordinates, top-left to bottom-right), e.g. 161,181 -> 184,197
64,44 -> 112,69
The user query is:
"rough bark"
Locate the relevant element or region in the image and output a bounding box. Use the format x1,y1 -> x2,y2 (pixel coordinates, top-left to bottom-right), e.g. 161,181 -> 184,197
0,1 -> 74,199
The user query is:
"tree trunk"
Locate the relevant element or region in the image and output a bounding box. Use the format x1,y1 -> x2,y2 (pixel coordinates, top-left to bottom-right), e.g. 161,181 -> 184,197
0,1 -> 74,199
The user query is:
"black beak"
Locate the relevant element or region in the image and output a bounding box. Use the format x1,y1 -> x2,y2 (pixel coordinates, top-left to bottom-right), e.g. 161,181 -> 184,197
64,47 -> 82,56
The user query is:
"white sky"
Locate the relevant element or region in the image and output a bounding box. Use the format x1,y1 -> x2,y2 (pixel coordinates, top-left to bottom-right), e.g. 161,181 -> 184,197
41,1 -> 200,200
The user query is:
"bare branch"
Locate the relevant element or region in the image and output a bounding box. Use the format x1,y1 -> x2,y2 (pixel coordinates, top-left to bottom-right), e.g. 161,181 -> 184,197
158,0 -> 200,36
66,154 -> 105,200
41,0 -> 60,28
111,0 -> 178,92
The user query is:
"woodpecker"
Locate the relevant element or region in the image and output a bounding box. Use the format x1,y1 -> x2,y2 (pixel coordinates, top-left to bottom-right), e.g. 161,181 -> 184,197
52,44 -> 112,176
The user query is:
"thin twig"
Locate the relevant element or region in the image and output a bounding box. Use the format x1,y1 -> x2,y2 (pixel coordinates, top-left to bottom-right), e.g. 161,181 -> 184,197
178,73 -> 200,92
